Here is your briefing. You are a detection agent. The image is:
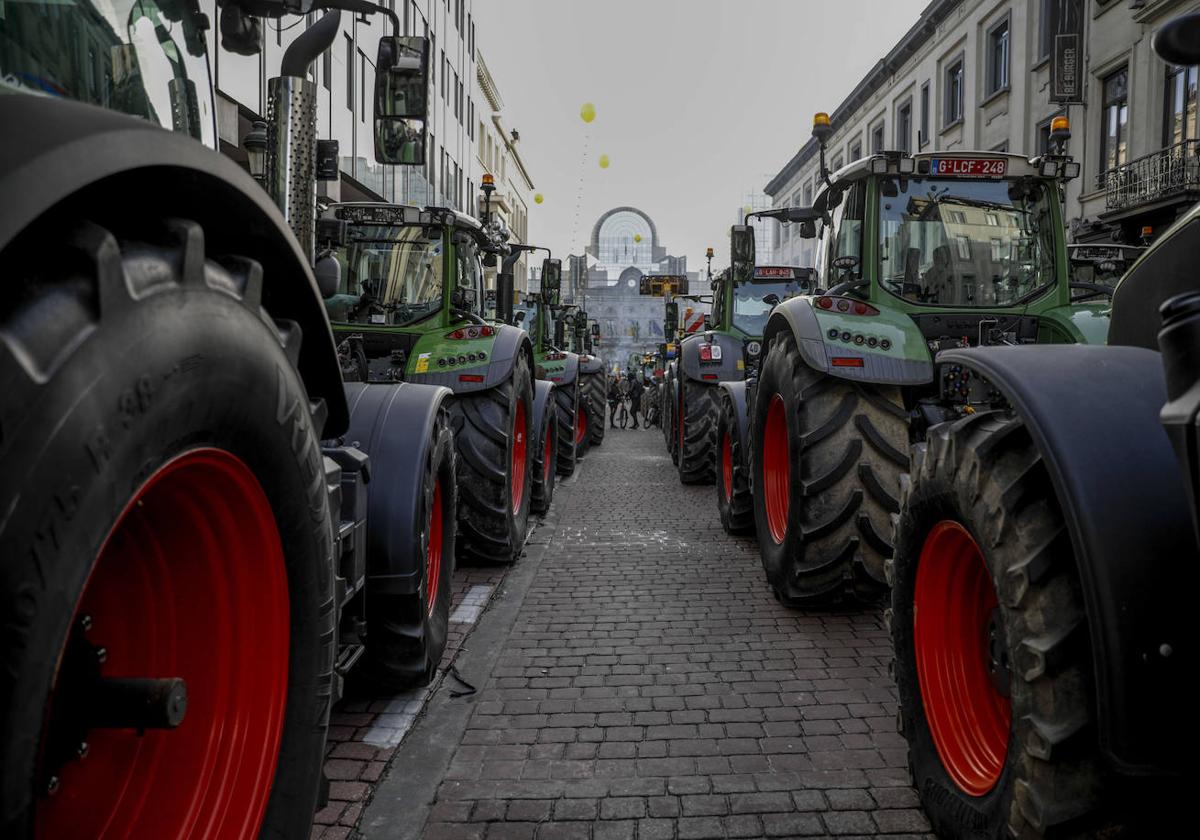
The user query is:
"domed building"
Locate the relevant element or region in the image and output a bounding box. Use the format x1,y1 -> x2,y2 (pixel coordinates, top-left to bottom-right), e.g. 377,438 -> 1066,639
542,206 -> 701,369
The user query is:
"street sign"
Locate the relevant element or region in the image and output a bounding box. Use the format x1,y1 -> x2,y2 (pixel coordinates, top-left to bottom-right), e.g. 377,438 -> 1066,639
1049,0 -> 1084,104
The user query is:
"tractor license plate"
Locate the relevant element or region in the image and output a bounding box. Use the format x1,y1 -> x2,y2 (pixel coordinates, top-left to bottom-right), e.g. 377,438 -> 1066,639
929,158 -> 1007,177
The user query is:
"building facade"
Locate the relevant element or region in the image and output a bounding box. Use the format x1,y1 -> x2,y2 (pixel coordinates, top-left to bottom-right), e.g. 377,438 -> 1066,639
766,0 -> 1200,263
208,0 -> 479,210
474,51 -> 535,293
532,207 -> 701,367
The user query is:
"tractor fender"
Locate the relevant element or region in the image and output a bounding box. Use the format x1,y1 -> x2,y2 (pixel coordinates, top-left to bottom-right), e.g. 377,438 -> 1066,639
531,379 -> 555,453
343,381 -> 453,595
578,353 -> 605,376
763,297 -> 933,386
716,380 -> 750,457
940,344 -> 1194,775
0,95 -> 349,436
540,352 -> 581,388
678,331 -> 744,383
408,324 -> 534,393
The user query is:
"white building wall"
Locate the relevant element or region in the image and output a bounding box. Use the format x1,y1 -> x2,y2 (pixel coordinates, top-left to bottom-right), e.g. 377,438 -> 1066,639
206,0 -> 478,210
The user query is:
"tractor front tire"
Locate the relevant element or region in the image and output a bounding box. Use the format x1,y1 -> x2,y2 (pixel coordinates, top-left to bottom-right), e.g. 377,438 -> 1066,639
752,331 -> 906,606
891,411 -> 1109,839
360,406 -> 457,689
531,402 -> 557,514
0,218 -> 333,839
583,371 -> 607,447
450,354 -> 534,563
716,390 -> 754,535
677,377 -> 716,484
554,379 -> 583,477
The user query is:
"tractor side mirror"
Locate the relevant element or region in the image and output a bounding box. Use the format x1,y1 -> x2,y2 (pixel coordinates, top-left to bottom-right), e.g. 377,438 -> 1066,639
542,258 -> 562,307
665,301 -> 679,334
314,254 -> 341,299
798,220 -> 816,239
730,225 -> 755,265
374,36 -> 429,166
514,310 -> 526,323
554,319 -> 566,347
591,322 -> 601,339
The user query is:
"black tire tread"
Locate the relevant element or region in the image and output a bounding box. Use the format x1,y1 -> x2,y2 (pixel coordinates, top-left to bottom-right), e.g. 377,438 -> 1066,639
678,378 -> 716,484
582,371 -> 607,446
891,411 -> 1108,839
553,380 -> 581,476
716,391 -> 754,534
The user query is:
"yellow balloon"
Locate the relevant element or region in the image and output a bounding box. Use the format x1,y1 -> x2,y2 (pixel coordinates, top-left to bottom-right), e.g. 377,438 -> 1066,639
634,234 -> 642,243
599,154 -> 610,169
580,102 -> 596,123
534,193 -> 544,204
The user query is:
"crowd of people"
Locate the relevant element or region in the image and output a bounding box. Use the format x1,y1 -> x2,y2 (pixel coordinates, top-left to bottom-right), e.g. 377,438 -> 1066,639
607,371 -> 657,430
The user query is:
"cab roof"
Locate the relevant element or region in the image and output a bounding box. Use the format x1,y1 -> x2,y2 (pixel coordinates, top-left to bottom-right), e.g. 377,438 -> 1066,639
324,201 -> 482,232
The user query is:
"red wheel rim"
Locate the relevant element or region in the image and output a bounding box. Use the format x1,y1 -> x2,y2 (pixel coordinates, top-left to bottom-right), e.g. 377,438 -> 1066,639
914,521 -> 1011,796
576,406 -> 587,445
721,432 -> 733,503
544,424 -> 553,484
425,480 -> 444,618
37,449 -> 289,839
511,398 -> 527,513
762,395 -> 790,543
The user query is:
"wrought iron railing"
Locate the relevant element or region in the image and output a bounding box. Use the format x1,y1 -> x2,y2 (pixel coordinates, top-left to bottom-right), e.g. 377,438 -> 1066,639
1103,140 -> 1200,211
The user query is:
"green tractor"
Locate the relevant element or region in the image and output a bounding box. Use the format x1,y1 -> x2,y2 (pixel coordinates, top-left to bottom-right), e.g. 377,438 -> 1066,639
885,20 -> 1196,837
556,305 -> 608,448
725,112 -> 1105,607
0,2 -> 456,835
322,203 -> 536,565
511,263 -> 590,477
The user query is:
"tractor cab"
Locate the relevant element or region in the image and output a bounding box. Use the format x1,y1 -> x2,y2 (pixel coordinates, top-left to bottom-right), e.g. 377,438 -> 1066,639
321,202 -> 505,382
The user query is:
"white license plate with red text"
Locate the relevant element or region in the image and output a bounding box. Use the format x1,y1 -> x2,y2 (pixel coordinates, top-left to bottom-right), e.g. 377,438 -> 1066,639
929,158 -> 1007,177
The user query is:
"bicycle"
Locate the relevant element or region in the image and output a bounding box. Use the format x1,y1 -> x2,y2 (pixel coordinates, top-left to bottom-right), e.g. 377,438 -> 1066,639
617,398 -> 629,429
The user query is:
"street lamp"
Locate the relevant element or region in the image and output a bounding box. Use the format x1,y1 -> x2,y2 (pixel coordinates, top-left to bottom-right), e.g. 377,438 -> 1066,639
243,120 -> 268,182
706,247 -> 714,289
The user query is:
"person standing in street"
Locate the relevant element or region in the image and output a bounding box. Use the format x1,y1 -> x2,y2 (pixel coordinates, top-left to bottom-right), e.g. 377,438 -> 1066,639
629,375 -> 644,429
608,375 -> 620,428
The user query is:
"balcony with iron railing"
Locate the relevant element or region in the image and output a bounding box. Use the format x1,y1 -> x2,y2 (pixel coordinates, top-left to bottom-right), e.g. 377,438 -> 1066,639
1102,140 -> 1200,212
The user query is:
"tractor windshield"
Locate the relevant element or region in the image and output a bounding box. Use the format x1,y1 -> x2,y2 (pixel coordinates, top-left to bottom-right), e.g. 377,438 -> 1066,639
732,278 -> 812,335
0,0 -> 215,146
877,177 -> 1058,307
327,225 -> 445,327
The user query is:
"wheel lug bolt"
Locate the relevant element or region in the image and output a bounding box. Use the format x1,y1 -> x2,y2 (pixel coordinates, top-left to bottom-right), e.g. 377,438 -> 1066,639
78,614 -> 93,633
46,776 -> 59,795
96,646 -> 108,665
77,741 -> 89,760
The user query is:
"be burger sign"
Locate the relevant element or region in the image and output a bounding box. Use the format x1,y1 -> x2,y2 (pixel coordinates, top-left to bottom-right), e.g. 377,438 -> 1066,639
1049,0 -> 1085,104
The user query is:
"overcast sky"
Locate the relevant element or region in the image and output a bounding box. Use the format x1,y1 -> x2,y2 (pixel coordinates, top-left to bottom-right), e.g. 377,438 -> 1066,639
472,0 -> 929,273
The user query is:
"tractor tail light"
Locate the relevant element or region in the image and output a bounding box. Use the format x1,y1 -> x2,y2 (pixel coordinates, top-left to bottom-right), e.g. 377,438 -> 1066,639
816,296 -> 878,315
447,325 -> 496,340
459,374 -> 485,382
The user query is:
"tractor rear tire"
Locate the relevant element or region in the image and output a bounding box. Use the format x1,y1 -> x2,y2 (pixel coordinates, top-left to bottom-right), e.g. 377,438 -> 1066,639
359,406 -> 457,689
890,411 -> 1110,839
531,401 -> 557,514
554,379 -> 582,477
677,377 -> 716,484
450,354 -> 534,563
752,330 -> 906,606
583,371 -> 607,447
716,390 -> 754,535
0,218 -> 333,839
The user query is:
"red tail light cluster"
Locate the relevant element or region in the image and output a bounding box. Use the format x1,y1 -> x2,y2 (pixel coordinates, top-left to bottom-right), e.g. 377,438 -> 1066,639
447,325 -> 496,340
815,296 -> 879,316
698,344 -> 723,361
546,351 -> 567,361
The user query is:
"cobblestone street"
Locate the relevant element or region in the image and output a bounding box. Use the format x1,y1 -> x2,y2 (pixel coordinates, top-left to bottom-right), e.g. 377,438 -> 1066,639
354,427 -> 933,839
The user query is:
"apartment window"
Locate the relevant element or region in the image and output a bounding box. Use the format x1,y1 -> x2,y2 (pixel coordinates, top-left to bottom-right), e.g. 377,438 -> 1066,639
896,100 -> 912,154
430,35 -> 436,85
831,154 -> 844,171
870,120 -> 885,154
919,81 -> 930,146
427,131 -> 435,184
848,138 -> 862,162
1038,0 -> 1052,61
1165,64 -> 1199,146
345,34 -> 353,110
944,57 -> 964,126
323,47 -> 331,91
1100,67 -> 1129,180
1037,116 -> 1053,155
470,19 -> 475,61
955,235 -> 971,261
802,183 -> 813,207
441,52 -> 448,100
987,18 -> 1010,95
